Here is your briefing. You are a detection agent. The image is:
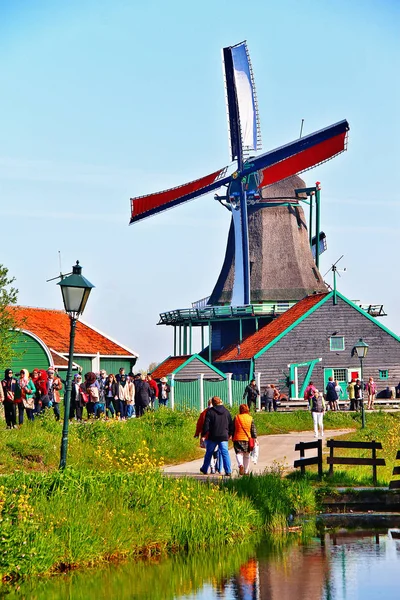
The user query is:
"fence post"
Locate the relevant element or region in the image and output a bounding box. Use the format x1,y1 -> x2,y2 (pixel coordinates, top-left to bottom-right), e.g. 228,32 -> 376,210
318,438 -> 323,478
198,373 -> 204,412
329,440 -> 334,477
299,442 -> 305,475
226,373 -> 233,407
256,371 -> 262,411
372,440 -> 377,486
170,373 -> 175,410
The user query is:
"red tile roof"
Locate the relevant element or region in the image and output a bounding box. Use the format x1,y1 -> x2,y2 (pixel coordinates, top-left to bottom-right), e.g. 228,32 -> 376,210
214,293 -> 328,362
151,356 -> 191,379
14,306 -> 137,356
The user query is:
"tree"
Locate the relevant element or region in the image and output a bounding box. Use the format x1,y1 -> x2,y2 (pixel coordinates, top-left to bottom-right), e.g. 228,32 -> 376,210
0,265 -> 19,369
147,362 -> 158,374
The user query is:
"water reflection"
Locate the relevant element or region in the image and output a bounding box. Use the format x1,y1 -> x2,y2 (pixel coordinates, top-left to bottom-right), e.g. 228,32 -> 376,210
3,528 -> 400,599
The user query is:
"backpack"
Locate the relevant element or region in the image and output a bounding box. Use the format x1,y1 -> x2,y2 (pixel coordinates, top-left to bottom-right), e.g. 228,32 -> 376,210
311,395 -> 324,413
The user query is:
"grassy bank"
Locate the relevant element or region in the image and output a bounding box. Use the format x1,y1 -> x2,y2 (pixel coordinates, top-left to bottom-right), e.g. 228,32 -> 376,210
0,467 -> 262,580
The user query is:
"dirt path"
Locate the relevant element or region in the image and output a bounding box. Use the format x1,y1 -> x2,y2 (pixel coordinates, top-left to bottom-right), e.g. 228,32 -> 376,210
163,429 -> 354,477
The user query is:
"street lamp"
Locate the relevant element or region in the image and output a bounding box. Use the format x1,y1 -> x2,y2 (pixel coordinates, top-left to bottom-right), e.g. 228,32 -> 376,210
353,338 -> 369,429
57,261 -> 94,469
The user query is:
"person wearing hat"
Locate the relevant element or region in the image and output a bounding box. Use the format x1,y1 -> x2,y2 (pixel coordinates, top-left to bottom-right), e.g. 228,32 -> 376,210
157,377 -> 170,407
46,367 -> 63,421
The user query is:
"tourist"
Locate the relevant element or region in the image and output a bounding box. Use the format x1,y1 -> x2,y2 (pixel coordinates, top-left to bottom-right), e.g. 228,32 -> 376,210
157,377 -> 170,407
233,404 -> 258,475
366,377 -> 377,410
200,396 -> 233,477
134,374 -> 152,418
194,398 -> 219,474
333,380 -> 342,411
98,370 -> 108,412
147,374 -> 158,410
309,388 -> 325,438
354,379 -> 363,411
1,369 -> 17,429
104,374 -> 118,418
304,381 -> 316,402
243,379 -> 260,411
117,373 -> 130,420
84,372 -> 100,419
126,374 -> 136,418
115,367 -> 126,383
272,384 -> 280,412
15,369 -> 36,423
45,368 -> 63,421
70,373 -> 85,420
261,385 -> 274,412
325,376 -> 338,411
347,379 -> 356,411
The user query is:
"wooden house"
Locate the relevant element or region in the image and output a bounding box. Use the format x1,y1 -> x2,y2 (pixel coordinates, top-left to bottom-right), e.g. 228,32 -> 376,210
212,290 -> 400,399
9,306 -> 139,377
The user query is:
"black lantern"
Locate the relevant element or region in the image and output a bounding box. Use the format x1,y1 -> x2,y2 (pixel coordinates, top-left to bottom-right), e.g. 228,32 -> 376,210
58,261 -> 94,316
354,338 -> 369,360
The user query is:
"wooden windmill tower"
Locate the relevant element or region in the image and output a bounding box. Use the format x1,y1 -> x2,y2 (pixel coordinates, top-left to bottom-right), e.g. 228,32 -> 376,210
130,41 -> 349,356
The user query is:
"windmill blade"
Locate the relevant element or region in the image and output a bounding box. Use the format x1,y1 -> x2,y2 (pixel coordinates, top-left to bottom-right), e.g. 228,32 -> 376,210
130,167 -> 232,224
242,120 -> 349,187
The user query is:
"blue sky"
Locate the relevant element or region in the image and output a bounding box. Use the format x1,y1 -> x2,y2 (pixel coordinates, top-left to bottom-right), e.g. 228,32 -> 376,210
1,0 -> 399,369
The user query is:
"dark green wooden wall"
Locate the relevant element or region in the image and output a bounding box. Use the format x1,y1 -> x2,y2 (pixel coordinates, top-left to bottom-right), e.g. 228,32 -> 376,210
11,331 -> 50,373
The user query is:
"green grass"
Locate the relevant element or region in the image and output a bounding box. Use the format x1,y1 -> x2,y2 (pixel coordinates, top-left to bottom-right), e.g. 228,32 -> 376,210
0,468 -> 262,580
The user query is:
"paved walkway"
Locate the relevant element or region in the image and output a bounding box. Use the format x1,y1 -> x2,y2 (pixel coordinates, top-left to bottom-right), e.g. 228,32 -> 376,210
163,429 -> 354,478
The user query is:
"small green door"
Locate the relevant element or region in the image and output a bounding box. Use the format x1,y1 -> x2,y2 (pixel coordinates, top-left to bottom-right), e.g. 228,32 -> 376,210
324,368 -> 347,398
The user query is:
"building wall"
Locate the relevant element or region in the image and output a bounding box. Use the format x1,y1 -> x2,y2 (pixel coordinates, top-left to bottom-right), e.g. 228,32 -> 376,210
99,359 -> 134,376
254,297 -> 400,396
11,331 -> 50,373
176,357 -> 225,381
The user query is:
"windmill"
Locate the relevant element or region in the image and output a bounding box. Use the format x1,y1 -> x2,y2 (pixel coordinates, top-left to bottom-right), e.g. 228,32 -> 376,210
130,41 -> 349,308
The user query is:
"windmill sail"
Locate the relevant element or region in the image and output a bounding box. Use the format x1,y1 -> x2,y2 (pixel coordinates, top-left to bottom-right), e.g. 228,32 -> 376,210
223,41 -> 262,160
130,167 -> 230,224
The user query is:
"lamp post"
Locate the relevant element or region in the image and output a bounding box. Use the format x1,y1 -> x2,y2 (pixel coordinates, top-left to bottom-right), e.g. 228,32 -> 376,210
353,338 -> 369,429
57,261 -> 94,469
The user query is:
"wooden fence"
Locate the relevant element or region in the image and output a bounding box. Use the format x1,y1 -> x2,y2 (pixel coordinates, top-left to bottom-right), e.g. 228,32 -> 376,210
294,439 -> 386,485
327,439 -> 385,486
293,440 -> 323,477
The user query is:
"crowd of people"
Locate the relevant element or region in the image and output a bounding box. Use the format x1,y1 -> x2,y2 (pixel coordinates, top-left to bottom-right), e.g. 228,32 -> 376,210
0,366 -> 171,428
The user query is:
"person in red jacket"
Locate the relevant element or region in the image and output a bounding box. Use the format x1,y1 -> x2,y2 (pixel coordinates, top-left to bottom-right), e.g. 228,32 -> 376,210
194,399 -> 219,474
147,374 -> 158,410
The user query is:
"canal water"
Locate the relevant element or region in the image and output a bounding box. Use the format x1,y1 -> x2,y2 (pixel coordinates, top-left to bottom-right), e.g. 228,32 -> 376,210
3,528 -> 400,599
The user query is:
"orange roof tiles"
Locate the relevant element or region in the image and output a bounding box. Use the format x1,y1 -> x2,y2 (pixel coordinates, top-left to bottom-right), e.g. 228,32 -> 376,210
214,293 -> 328,362
151,356 -> 191,379
14,306 -> 136,356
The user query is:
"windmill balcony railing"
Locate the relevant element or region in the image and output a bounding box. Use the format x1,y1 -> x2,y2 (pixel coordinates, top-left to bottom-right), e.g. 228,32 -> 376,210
158,301 -> 296,325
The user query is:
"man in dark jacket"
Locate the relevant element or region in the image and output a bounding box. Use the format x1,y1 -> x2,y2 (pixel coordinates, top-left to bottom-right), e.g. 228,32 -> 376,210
243,379 -> 259,411
200,396 -> 233,476
134,374 -> 152,418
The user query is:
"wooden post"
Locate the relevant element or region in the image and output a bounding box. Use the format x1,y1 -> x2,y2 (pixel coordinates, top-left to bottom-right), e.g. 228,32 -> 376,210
329,440 -> 334,477
372,440 -> 377,486
170,373 -> 175,410
256,372 -> 261,411
318,438 -> 323,478
198,373 -> 204,412
226,373 -> 233,407
299,442 -> 305,476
